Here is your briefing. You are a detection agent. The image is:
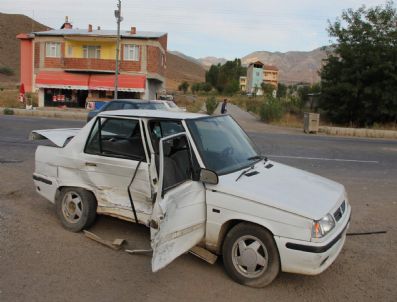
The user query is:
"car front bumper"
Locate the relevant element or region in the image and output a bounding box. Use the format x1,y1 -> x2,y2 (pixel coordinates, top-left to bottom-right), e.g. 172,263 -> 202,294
274,209 -> 351,275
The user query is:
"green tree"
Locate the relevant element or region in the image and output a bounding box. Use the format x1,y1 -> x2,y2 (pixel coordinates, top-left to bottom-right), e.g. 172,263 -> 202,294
200,82 -> 212,92
191,83 -> 199,94
205,59 -> 246,94
297,85 -> 310,106
277,83 -> 287,98
320,1 -> 397,126
205,96 -> 218,115
261,82 -> 275,97
178,81 -> 189,94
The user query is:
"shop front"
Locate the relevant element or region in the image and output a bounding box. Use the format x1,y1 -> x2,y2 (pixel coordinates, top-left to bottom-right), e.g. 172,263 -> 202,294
36,71 -> 146,108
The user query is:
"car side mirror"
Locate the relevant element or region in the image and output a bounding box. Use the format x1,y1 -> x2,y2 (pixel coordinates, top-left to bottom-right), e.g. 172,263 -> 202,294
200,169 -> 218,185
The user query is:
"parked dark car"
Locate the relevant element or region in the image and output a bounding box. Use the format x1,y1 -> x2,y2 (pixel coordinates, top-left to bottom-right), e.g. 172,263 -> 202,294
86,99 -> 168,122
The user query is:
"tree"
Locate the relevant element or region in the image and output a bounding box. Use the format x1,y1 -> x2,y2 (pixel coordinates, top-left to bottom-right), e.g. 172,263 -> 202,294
178,81 -> 189,94
191,83 -> 199,94
277,83 -> 287,98
200,82 -> 212,92
205,59 -> 246,94
261,82 -> 275,97
320,1 -> 397,126
205,96 -> 218,115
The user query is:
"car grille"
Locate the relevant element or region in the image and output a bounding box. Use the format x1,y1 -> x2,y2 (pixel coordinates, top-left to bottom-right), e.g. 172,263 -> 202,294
334,200 -> 346,222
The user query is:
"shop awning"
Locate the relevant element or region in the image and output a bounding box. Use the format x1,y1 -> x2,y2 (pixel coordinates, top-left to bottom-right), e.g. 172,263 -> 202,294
35,71 -> 90,90
89,74 -> 146,92
35,71 -> 146,92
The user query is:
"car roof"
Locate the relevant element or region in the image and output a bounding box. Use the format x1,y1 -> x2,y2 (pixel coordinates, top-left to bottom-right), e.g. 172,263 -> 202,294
99,109 -> 207,120
111,99 -> 150,103
110,99 -> 165,104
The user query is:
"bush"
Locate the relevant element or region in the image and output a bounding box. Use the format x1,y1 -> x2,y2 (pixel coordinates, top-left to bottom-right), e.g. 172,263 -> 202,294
0,66 -> 14,76
246,99 -> 261,114
3,108 -> 15,115
206,96 -> 218,115
259,99 -> 283,122
25,92 -> 39,107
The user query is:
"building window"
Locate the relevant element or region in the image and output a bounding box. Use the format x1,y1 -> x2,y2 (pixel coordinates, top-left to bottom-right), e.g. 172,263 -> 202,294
123,44 -> 139,61
67,45 -> 73,57
45,42 -> 61,58
83,46 -> 101,59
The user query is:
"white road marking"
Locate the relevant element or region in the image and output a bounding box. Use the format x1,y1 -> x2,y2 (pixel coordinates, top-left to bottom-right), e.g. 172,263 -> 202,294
268,155 -> 379,163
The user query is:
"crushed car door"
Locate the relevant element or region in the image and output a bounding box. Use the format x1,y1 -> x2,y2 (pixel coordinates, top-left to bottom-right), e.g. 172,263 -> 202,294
81,117 -> 152,222
150,133 -> 206,272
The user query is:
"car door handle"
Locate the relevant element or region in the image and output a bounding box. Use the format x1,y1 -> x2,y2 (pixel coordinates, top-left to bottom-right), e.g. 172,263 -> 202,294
85,162 -> 97,167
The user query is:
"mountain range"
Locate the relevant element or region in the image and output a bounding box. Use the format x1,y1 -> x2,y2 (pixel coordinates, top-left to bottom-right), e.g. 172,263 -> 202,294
169,48 -> 329,84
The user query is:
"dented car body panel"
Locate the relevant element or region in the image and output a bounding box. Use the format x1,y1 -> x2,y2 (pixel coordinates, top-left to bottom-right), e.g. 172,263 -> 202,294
32,109 -> 350,278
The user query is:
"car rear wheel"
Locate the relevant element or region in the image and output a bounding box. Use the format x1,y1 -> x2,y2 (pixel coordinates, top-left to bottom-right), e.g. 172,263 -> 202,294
222,222 -> 280,287
56,187 -> 97,232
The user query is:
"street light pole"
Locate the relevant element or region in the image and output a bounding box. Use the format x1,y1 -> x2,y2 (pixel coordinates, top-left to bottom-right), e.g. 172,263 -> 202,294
114,0 -> 122,99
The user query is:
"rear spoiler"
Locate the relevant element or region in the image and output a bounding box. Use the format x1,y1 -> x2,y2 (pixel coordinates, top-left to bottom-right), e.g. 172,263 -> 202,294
29,128 -> 81,147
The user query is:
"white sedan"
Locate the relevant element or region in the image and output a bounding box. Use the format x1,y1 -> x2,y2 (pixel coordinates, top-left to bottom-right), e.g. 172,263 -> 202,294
30,110 -> 351,287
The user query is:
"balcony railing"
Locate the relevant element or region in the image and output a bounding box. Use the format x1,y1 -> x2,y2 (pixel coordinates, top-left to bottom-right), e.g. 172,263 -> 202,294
63,58 -> 116,71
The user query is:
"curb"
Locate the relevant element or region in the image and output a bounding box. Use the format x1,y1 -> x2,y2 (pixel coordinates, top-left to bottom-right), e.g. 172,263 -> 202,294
319,126 -> 397,139
0,107 -> 87,120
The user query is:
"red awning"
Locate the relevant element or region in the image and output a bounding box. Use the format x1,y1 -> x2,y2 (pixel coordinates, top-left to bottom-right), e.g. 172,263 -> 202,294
35,71 -> 146,92
89,74 -> 146,92
35,71 -> 90,90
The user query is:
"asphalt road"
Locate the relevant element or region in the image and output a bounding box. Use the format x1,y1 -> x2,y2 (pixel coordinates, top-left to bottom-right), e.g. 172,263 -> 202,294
0,115 -> 396,302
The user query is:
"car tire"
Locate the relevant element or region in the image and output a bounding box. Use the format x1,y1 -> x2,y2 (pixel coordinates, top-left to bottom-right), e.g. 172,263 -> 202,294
222,222 -> 280,287
56,187 -> 97,232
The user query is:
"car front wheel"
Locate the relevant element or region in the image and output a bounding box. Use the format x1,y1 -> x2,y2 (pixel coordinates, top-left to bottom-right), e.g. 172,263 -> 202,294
222,222 -> 280,287
56,187 -> 97,232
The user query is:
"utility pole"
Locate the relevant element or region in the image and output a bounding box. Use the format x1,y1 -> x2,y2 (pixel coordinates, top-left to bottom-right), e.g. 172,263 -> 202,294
114,0 -> 122,99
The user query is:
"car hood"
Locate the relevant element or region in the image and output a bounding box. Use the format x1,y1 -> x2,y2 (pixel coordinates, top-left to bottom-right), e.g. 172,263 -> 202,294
214,160 -> 345,220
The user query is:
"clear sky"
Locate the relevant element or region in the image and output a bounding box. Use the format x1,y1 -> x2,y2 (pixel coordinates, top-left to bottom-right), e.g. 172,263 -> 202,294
1,0 -> 392,59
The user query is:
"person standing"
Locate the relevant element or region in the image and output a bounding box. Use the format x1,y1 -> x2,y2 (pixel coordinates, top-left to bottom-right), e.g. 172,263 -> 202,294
221,98 -> 228,114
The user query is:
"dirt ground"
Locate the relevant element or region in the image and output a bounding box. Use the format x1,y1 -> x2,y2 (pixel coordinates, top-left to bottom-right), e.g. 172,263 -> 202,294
0,113 -> 396,302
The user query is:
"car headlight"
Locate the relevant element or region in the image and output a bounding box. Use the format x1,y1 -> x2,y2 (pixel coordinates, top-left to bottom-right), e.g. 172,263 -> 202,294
312,214 -> 335,238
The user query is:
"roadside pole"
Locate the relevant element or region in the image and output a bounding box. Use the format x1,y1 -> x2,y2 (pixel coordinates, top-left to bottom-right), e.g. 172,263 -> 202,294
114,0 -> 122,99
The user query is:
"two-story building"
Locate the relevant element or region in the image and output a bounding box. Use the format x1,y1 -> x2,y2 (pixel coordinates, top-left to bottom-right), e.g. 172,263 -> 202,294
246,61 -> 264,95
263,65 -> 279,87
17,18 -> 167,108
244,61 -> 279,95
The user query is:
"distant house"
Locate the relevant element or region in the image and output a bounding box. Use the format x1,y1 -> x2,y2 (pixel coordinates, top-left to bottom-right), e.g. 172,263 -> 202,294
263,65 -> 278,88
17,17 -> 167,108
246,61 -> 264,95
244,61 -> 279,95
239,76 -> 247,92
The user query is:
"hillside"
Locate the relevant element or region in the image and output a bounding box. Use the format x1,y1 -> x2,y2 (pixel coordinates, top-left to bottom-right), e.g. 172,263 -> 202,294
171,48 -> 329,84
165,51 -> 206,91
242,48 -> 329,84
198,56 -> 227,69
0,13 -> 48,84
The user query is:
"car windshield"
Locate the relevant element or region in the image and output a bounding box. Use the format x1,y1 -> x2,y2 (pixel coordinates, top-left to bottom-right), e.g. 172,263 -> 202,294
150,103 -> 168,110
167,101 -> 177,108
187,115 -> 259,175
134,103 -> 156,110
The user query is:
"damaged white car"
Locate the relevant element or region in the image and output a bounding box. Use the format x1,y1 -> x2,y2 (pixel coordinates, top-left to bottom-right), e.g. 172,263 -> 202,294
31,110 -> 351,287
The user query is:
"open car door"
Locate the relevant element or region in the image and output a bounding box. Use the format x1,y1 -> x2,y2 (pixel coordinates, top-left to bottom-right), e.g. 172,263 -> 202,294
150,133 -> 206,272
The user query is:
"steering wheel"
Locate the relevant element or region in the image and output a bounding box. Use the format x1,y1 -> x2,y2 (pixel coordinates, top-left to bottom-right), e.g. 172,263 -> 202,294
221,146 -> 234,157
